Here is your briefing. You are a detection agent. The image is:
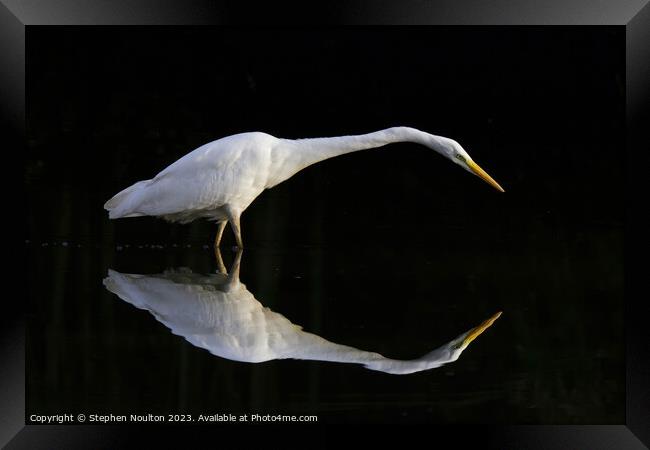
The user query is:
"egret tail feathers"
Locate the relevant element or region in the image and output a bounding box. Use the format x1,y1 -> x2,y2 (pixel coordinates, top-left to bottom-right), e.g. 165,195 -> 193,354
103,270 -> 149,309
104,180 -> 151,218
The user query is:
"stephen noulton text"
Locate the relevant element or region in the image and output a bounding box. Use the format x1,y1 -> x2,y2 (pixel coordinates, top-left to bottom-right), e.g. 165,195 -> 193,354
29,413 -> 318,424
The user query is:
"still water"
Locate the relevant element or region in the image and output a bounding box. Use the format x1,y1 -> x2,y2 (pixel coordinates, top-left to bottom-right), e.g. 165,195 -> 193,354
26,190 -> 623,423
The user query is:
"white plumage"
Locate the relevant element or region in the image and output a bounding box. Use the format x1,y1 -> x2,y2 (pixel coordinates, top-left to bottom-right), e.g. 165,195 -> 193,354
103,251 -> 501,375
105,127 -> 504,247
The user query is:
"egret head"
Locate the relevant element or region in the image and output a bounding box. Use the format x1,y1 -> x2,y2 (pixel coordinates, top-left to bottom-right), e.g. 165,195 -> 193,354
455,311 -> 502,350
445,311 -> 503,358
439,138 -> 505,193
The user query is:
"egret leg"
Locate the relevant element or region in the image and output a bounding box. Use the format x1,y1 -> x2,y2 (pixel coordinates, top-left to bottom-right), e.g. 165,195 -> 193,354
225,210 -> 243,249
223,206 -> 243,249
214,246 -> 227,274
231,218 -> 243,249
226,248 -> 243,286
214,220 -> 227,248
222,249 -> 242,291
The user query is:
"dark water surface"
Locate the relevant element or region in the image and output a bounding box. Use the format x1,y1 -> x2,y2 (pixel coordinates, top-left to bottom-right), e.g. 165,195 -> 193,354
26,27 -> 624,423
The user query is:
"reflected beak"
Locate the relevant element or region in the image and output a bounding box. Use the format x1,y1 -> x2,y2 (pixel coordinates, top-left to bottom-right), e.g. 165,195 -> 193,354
461,311 -> 502,348
467,160 -> 505,192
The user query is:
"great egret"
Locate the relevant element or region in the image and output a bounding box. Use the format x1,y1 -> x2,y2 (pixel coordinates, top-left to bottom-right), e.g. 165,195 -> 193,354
105,127 -> 504,248
103,250 -> 501,375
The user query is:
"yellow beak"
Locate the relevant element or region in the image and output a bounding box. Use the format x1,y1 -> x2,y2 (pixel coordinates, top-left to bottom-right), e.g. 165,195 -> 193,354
467,160 -> 505,192
461,311 -> 502,348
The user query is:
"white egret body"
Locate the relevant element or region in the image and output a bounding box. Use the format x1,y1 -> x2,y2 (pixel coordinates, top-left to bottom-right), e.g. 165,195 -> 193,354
103,251 -> 501,375
104,127 -> 504,247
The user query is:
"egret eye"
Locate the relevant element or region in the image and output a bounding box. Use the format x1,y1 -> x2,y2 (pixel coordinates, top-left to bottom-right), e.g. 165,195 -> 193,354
455,154 -> 466,163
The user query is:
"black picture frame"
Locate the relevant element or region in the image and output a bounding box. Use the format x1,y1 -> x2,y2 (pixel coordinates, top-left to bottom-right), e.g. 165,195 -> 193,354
5,1 -> 649,447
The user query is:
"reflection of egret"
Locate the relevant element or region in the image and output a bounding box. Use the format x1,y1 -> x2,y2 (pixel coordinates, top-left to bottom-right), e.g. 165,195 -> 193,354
103,250 -> 501,375
104,127 -> 504,248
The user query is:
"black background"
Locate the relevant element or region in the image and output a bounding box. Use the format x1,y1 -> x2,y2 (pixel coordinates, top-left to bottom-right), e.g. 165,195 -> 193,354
25,27 -> 624,423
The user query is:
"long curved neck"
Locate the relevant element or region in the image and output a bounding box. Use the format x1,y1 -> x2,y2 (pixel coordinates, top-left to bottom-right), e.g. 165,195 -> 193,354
266,126 -> 449,188
287,126 -> 444,166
